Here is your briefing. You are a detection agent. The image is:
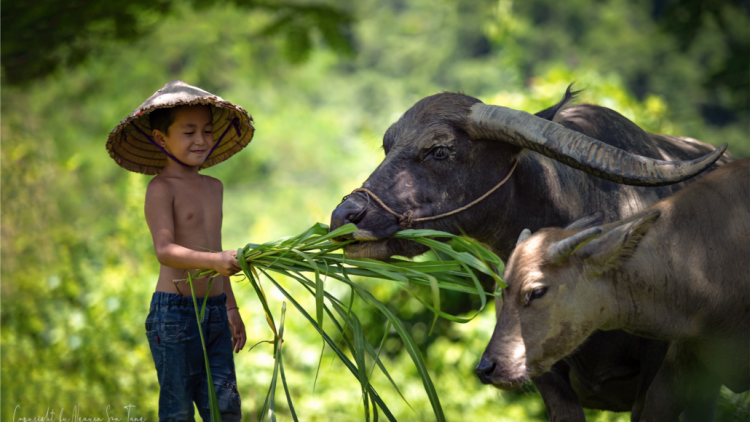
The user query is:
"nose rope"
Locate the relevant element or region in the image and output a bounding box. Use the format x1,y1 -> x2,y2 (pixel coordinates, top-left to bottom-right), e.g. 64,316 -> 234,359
351,160 -> 518,229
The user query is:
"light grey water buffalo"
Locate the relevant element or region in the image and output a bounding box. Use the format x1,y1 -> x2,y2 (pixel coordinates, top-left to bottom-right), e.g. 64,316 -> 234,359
481,158 -> 750,421
329,87 -> 733,420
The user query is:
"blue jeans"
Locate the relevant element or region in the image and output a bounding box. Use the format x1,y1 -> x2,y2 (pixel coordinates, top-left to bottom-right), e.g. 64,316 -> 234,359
145,292 -> 241,422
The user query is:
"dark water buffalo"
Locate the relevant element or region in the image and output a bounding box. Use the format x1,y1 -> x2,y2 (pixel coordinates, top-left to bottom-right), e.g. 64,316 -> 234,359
487,159 -> 750,421
328,87 -> 732,421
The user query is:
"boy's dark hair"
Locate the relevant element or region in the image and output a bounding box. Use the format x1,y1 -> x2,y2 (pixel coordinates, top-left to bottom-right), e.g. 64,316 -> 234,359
149,107 -> 177,135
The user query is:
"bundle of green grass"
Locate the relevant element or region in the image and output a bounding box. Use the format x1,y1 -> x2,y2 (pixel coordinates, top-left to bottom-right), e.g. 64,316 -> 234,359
188,223 -> 505,422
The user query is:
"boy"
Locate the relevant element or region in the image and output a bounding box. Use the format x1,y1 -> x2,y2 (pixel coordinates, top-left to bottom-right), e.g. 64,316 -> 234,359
106,80 -> 255,421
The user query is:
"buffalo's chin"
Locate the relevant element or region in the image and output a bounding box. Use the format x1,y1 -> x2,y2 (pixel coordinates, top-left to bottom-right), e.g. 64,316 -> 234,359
344,240 -> 393,260
491,377 -> 529,391
343,238 -> 428,261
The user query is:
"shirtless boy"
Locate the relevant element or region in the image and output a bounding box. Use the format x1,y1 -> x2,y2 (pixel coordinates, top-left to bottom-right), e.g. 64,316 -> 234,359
106,80 -> 255,421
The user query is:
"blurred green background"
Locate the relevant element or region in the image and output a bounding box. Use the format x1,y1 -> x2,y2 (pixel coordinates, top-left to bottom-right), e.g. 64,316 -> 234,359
2,0 -> 749,421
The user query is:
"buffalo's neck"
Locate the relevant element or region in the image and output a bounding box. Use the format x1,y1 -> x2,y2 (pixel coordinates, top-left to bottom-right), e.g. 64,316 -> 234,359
600,251 -> 702,340
480,154 -> 673,260
603,198 -> 750,341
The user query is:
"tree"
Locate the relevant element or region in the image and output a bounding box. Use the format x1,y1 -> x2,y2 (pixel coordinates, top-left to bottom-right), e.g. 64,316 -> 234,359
1,0 -> 355,86
653,0 -> 750,120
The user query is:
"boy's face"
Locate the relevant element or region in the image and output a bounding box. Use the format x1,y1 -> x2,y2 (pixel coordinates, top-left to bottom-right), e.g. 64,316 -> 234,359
153,105 -> 214,167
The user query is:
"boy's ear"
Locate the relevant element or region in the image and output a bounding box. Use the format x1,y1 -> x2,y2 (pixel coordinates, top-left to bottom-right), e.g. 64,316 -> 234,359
580,210 -> 661,272
152,129 -> 167,146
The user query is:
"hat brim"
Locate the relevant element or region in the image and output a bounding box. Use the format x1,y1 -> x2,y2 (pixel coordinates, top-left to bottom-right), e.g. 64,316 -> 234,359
106,81 -> 254,175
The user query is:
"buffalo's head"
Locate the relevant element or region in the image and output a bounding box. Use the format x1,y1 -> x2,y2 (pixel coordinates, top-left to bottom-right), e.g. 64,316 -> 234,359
329,88 -> 725,261
475,210 -> 660,389
331,92 -> 522,260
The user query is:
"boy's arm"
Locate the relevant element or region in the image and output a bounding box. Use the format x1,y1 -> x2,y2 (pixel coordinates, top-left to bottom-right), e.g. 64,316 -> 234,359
144,178 -> 240,277
225,274 -> 246,353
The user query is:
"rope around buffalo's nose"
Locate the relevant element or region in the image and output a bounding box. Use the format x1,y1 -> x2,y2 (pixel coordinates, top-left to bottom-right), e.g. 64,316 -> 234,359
349,160 -> 518,229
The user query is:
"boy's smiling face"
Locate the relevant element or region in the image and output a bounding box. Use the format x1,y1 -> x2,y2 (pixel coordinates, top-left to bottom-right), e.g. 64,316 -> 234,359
153,105 -> 214,168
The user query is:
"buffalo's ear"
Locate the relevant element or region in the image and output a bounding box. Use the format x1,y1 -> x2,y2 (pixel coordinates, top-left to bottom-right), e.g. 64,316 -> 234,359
516,228 -> 532,247
564,211 -> 605,231
547,227 -> 603,264
534,83 -> 580,121
580,210 -> 661,271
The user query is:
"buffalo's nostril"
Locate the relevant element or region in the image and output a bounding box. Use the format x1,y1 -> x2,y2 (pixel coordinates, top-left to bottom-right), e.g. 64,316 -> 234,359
330,198 -> 367,232
475,357 -> 496,384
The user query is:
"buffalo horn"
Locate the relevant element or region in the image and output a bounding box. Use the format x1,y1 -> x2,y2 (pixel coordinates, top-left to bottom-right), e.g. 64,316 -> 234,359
547,227 -> 602,264
467,103 -> 727,186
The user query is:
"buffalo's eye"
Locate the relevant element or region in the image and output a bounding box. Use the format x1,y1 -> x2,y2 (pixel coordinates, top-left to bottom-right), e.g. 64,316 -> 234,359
524,287 -> 548,307
429,146 -> 451,160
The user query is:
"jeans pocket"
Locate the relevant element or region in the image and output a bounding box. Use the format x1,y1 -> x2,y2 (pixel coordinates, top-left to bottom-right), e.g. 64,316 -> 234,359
162,320 -> 189,343
145,330 -> 163,371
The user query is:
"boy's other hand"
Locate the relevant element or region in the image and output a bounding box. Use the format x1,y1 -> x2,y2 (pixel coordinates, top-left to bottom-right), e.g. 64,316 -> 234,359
214,250 -> 241,277
228,309 -> 246,353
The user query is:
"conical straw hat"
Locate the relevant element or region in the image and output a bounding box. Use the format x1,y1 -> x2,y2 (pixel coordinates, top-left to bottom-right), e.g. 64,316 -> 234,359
106,80 -> 254,175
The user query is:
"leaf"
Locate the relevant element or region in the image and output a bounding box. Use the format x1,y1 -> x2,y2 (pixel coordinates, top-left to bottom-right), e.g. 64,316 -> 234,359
357,290 -> 446,422
261,302 -> 288,422
351,313 -> 371,422
261,270 -> 398,422
198,275 -> 214,323
187,273 -> 222,422
192,224 -> 507,421
368,320 -> 391,387
237,247 -> 278,337
393,229 -> 456,239
303,222 -> 358,245
292,249 -> 325,328
279,347 -> 298,422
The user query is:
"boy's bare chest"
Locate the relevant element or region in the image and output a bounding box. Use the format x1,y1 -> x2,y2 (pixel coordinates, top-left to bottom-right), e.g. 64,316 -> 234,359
171,183 -> 221,232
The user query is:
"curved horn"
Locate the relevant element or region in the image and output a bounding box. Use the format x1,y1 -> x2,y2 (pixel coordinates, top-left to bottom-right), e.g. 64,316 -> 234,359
516,228 -> 532,247
547,227 -> 602,264
467,103 -> 727,187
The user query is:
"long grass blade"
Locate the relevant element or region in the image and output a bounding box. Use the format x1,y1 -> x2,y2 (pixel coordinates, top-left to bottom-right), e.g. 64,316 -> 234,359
191,223 -> 506,422
284,269 -> 411,409
368,320 -> 391,387
351,312 -> 371,422
237,248 -> 277,337
312,342 -> 325,394
199,275 -> 215,323
279,348 -> 298,422
262,270 -> 398,422
261,302 -> 288,422
291,249 -> 325,327
353,288 -> 446,422
187,273 -> 222,422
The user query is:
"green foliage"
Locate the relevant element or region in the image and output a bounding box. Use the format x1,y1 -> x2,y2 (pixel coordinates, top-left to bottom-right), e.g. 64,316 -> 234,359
2,0 -> 169,86
2,0 -> 748,421
196,223 -> 504,421
1,0 -> 355,86
654,0 -> 749,114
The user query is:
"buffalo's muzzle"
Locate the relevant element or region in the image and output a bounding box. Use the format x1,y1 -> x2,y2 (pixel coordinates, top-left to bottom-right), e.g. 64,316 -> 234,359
330,196 -> 367,240
475,357 -> 496,385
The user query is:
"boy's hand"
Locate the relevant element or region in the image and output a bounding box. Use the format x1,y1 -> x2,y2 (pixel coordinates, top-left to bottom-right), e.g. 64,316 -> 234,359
228,308 -> 246,353
214,250 -> 241,277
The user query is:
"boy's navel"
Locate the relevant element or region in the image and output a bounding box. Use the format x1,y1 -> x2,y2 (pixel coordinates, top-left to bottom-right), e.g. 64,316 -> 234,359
186,212 -> 193,220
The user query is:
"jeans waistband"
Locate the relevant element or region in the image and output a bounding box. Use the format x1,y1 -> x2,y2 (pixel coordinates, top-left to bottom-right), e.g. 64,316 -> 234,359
150,291 -> 227,308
